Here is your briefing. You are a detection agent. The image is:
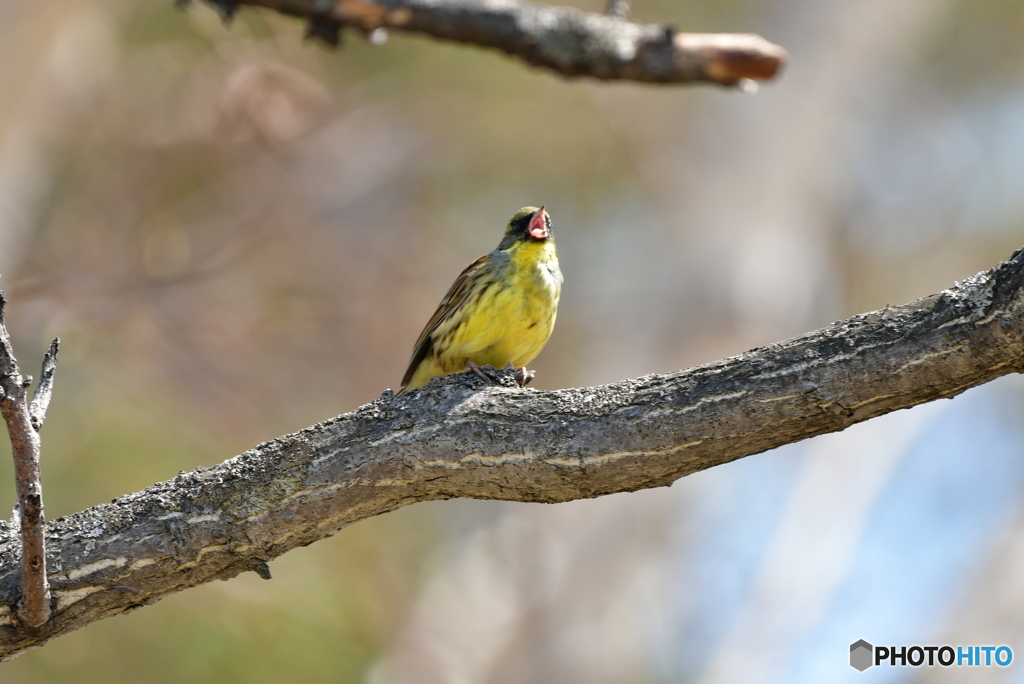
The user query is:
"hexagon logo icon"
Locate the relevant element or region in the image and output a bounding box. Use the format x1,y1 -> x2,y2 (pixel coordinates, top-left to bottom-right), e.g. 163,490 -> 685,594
850,640 -> 874,671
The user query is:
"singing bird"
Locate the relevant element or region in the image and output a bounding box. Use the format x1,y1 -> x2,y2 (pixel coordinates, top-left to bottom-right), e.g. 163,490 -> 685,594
400,206 -> 562,393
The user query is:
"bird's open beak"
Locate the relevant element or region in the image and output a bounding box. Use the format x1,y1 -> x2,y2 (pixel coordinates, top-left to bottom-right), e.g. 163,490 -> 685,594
528,206 -> 549,240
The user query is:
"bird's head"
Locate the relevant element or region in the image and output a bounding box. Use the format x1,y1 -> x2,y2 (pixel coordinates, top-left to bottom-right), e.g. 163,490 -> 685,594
500,206 -> 551,249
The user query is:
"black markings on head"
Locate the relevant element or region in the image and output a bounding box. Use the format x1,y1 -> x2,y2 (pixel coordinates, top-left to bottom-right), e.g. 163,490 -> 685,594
500,207 -> 550,250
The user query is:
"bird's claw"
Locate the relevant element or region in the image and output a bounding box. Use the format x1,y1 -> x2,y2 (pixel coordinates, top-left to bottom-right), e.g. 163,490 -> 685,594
465,361 -> 534,388
504,362 -> 534,387
465,360 -> 493,384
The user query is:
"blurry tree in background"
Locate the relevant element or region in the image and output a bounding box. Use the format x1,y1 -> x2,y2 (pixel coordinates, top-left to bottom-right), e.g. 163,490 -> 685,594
1,0 -> 1024,682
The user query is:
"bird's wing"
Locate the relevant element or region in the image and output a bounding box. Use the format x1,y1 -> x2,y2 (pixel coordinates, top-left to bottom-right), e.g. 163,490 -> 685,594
401,253 -> 491,388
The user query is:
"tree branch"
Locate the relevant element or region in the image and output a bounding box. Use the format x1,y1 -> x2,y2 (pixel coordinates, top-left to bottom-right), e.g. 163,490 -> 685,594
0,294 -> 53,630
1,247 -> 1024,656
209,0 -> 787,86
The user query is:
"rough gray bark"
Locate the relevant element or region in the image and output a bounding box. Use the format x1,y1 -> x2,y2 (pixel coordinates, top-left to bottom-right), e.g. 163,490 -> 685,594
211,0 -> 787,86
0,247 -> 1023,657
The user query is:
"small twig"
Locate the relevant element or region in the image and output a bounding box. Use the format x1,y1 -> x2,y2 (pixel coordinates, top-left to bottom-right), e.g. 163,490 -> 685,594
604,0 -> 629,18
29,339 -> 59,433
0,293 -> 52,629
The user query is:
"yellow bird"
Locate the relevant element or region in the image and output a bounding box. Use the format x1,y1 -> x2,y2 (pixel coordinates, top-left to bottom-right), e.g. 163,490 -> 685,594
400,206 -> 562,393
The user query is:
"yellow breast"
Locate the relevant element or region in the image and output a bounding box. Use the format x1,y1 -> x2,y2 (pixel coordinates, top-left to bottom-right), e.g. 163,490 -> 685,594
406,240 -> 561,389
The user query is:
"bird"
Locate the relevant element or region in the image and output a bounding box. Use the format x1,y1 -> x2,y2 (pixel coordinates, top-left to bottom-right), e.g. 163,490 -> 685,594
399,206 -> 562,393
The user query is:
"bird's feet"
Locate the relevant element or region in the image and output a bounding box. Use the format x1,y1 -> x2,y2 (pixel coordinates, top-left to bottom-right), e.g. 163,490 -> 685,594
465,360 -> 492,383
505,361 -> 535,387
464,361 -> 534,387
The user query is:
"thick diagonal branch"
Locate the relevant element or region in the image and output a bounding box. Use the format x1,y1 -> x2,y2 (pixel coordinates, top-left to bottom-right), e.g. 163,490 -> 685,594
216,0 -> 787,86
1,247 -> 1024,657
0,295 -> 53,629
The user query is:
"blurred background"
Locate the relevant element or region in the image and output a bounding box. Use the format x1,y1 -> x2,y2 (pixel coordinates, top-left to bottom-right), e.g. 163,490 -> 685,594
0,0 -> 1023,681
